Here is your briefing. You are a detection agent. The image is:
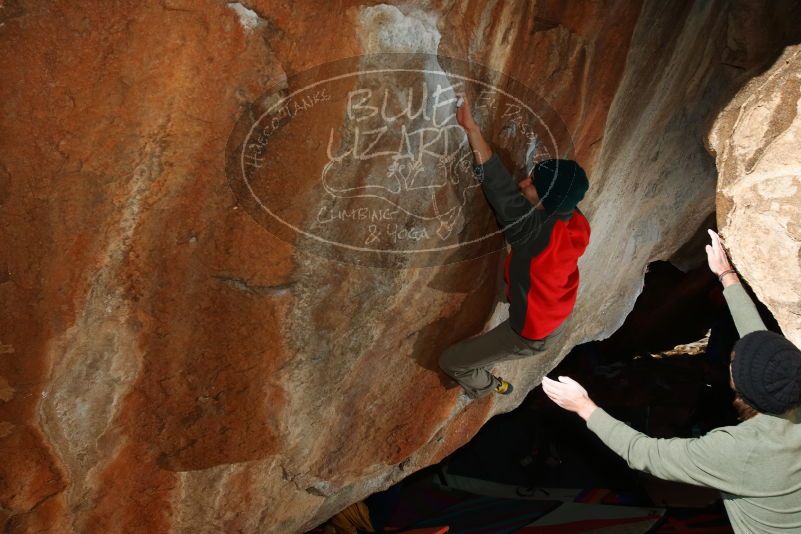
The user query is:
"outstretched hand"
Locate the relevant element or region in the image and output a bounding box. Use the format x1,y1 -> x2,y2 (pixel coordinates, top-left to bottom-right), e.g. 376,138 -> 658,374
706,229 -> 737,283
542,376 -> 597,421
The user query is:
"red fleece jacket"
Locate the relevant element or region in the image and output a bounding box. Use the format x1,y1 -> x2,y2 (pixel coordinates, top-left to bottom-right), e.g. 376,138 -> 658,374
503,211 -> 590,339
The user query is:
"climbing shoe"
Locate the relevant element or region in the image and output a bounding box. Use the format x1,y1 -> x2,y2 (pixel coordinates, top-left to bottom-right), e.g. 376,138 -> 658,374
495,377 -> 514,395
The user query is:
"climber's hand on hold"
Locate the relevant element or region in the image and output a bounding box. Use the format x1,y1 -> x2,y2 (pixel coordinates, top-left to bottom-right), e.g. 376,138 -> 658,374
542,376 -> 597,421
705,229 -> 731,275
455,92 -> 492,164
706,229 -> 739,286
455,92 -> 478,132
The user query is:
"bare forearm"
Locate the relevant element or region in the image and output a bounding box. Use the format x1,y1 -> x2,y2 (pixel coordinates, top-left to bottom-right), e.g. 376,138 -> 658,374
465,125 -> 492,164
577,400 -> 598,421
720,272 -> 740,288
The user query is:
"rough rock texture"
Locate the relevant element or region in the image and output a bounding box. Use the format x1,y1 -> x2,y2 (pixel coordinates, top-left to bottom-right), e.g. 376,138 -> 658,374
710,44 -> 801,347
1,1 -> 799,532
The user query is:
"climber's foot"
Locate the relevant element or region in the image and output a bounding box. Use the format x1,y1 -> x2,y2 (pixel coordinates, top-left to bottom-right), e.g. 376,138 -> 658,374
494,376 -> 514,395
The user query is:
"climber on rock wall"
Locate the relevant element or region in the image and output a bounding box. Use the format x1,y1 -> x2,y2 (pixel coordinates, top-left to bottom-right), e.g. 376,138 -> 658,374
438,93 -> 591,399
542,229 -> 801,534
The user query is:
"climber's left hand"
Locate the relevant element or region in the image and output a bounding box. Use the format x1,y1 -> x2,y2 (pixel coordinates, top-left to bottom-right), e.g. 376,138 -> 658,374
542,376 -> 598,421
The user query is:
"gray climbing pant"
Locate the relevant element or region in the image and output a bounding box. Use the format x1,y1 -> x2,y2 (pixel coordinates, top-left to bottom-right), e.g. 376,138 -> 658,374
438,318 -> 566,399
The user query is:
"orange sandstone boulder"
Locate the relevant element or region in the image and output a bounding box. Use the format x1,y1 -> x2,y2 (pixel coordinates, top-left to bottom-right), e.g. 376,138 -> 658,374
0,1 -> 798,532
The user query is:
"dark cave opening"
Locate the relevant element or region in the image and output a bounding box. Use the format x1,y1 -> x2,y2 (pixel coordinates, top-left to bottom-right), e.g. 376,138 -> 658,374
310,259 -> 782,534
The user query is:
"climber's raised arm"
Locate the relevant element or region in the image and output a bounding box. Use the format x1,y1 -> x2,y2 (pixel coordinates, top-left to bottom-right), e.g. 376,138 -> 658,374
454,93 -> 544,244
455,92 -> 492,164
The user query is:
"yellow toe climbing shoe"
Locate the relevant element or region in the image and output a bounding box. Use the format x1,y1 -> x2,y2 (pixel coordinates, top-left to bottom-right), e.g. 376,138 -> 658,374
495,377 -> 514,395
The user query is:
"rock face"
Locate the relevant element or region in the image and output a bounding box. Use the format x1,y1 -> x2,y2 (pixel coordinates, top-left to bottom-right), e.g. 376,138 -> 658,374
1,1 -> 799,532
710,44 -> 801,348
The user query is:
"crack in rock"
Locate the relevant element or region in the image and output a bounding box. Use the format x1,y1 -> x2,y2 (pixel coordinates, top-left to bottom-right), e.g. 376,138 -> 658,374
212,275 -> 295,296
